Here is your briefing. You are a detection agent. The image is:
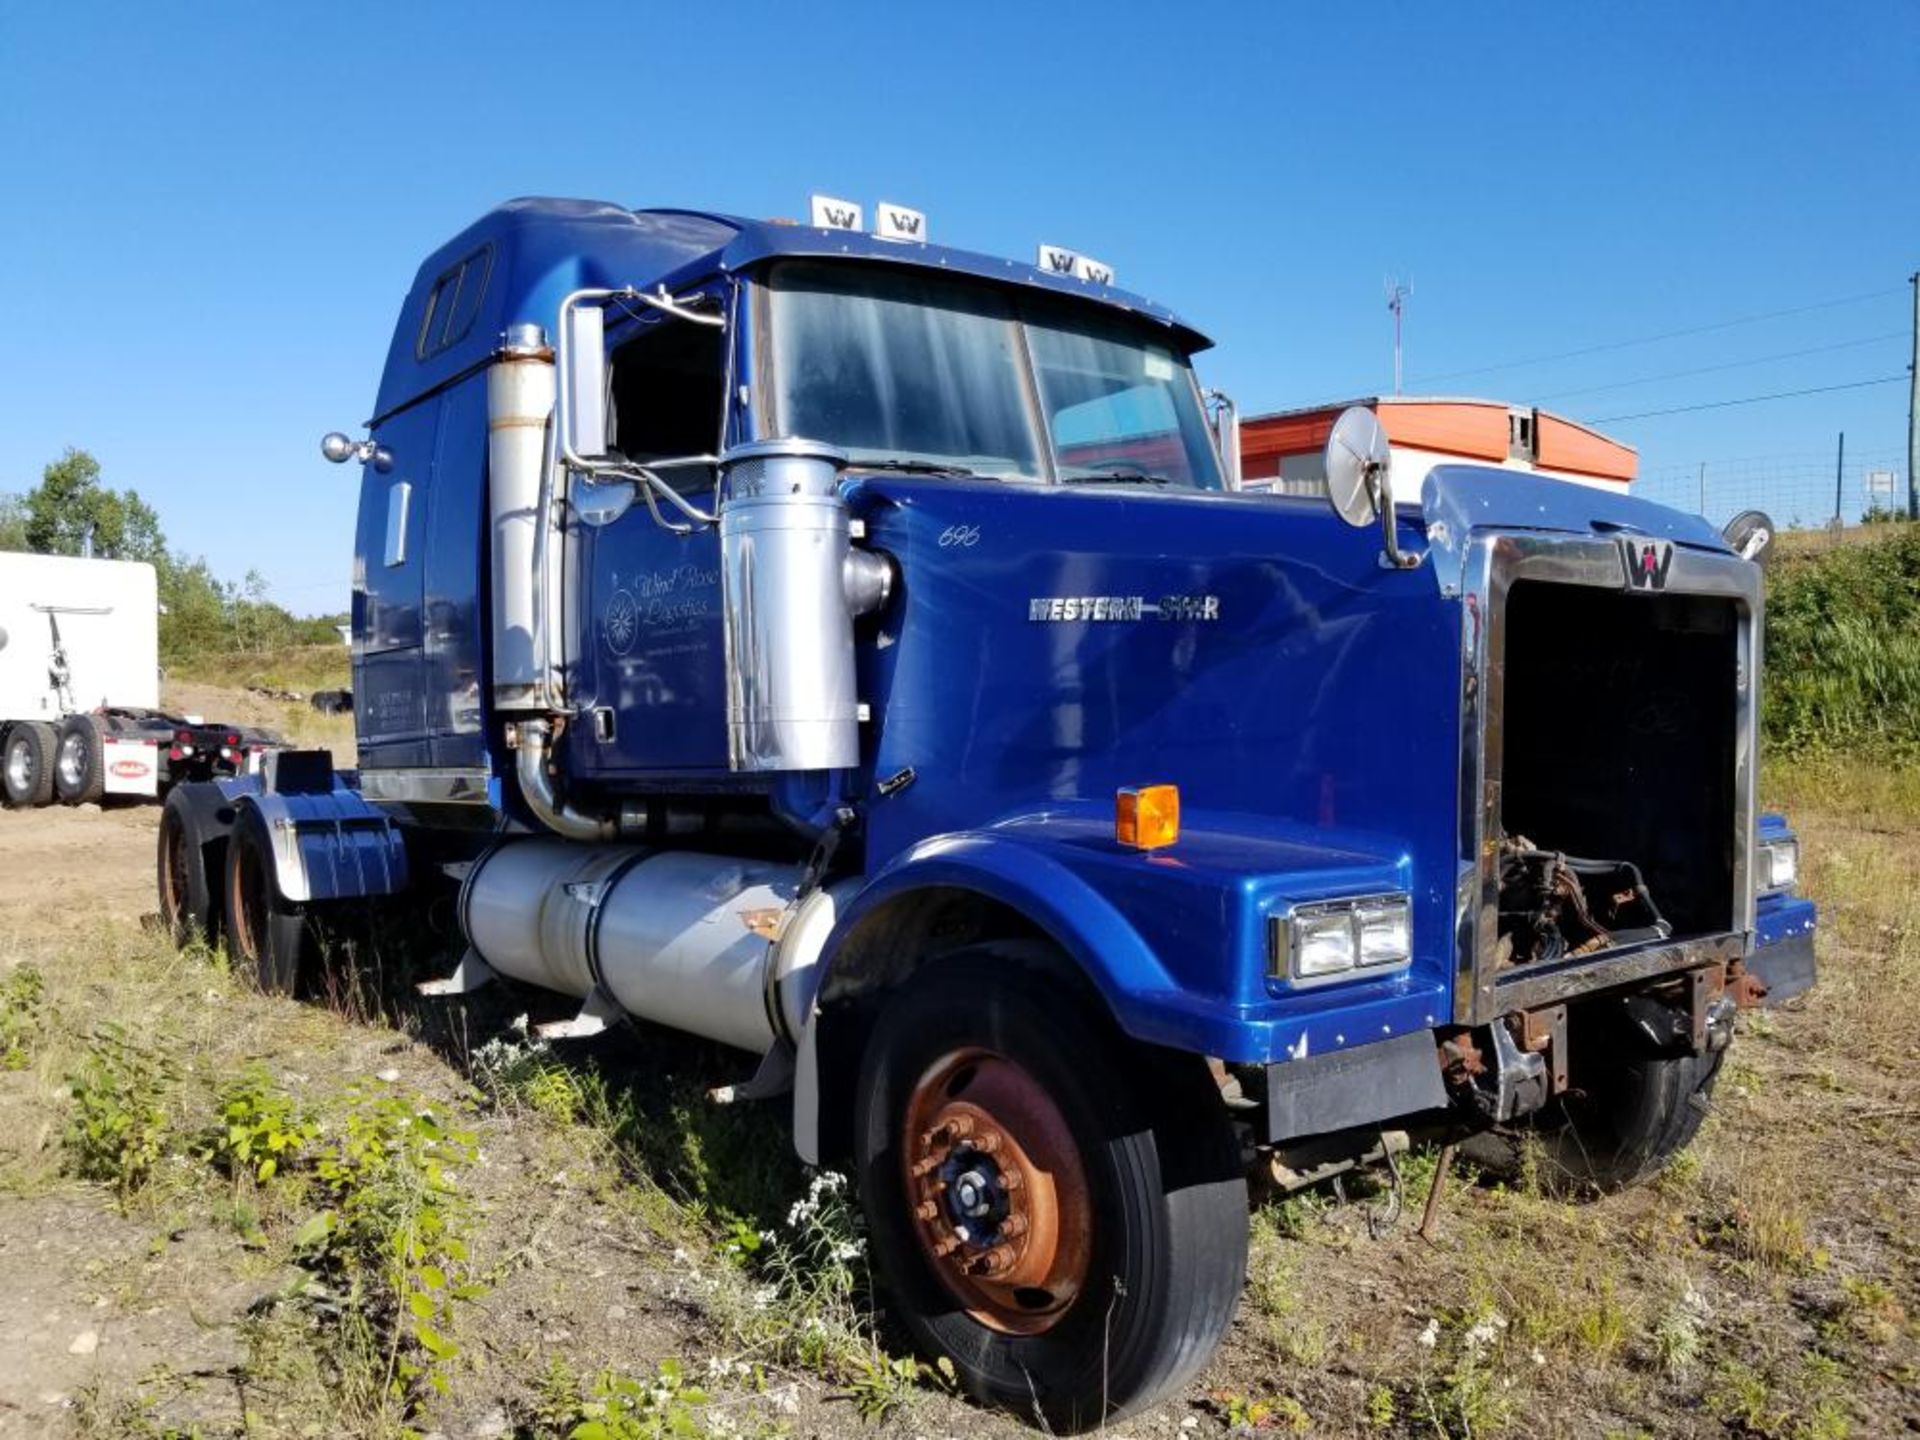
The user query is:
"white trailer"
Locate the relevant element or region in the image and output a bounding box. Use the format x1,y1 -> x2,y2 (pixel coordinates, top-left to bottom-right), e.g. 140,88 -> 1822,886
0,553 -> 275,807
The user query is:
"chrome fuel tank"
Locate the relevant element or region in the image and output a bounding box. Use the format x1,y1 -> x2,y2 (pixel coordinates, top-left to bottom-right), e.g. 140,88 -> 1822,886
459,839 -> 849,1053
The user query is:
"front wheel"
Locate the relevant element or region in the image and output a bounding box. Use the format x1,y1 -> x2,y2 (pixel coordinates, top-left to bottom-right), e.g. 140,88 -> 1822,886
1462,999 -> 1723,1193
854,948 -> 1248,1432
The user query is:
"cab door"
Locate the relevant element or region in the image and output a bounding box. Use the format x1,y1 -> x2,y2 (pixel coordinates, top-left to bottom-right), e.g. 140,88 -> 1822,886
568,294 -> 734,780
352,400 -> 435,767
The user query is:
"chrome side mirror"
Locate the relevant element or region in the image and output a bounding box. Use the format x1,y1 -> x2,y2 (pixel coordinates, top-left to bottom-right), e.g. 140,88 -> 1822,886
559,301 -> 610,464
1722,509 -> 1776,566
1323,406 -> 1419,570
320,432 -> 391,472
1204,388 -> 1241,490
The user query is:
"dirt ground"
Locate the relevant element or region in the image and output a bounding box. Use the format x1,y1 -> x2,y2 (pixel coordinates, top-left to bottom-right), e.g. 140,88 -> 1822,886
0,738 -> 1915,1439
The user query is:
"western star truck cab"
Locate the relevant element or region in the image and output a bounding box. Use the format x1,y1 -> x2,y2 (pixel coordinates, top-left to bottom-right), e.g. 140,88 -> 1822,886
155,196 -> 1817,1429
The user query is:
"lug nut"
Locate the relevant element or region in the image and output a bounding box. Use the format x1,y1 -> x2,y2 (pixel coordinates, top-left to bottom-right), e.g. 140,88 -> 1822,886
1001,1169 -> 1023,1191
916,1201 -> 939,1221
971,1131 -> 1002,1154
1000,1214 -> 1028,1240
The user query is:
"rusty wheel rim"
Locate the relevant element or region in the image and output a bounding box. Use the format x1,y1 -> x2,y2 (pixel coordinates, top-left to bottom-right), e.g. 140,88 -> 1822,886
160,819 -> 189,933
229,841 -> 260,963
902,1046 -> 1092,1335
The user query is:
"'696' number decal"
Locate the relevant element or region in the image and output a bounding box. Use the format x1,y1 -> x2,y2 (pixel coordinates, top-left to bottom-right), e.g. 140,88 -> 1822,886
937,524 -> 981,549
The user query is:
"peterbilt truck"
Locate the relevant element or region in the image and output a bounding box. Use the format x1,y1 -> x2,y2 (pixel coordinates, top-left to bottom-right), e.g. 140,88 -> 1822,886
153,196 -> 1817,1428
0,552 -> 276,808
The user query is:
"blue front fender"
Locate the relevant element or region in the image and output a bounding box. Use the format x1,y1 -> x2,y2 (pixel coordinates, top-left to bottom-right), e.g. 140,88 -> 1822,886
819,808 -> 1449,1066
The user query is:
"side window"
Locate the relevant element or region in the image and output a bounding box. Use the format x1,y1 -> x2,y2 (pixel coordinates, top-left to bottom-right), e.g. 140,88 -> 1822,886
415,245 -> 494,360
608,312 -> 727,493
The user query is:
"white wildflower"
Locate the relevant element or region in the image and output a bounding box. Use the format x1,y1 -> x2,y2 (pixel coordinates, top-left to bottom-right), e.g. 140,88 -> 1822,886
1416,1318 -> 1440,1349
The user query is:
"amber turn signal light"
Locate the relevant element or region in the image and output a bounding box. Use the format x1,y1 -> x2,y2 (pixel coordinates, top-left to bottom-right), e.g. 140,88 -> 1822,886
1116,785 -> 1180,850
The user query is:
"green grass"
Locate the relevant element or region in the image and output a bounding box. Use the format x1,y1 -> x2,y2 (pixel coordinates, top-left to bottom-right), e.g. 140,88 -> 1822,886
166,641 -> 350,696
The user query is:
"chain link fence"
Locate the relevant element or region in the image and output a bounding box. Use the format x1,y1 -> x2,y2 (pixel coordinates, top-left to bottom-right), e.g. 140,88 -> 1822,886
1635,447 -> 1913,539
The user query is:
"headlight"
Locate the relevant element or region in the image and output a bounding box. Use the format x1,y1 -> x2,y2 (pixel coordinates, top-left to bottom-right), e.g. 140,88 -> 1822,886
1762,838 -> 1799,891
1273,893 -> 1412,985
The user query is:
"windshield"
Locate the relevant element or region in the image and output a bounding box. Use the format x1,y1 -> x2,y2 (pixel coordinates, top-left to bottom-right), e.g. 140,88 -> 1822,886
764,261 -> 1224,489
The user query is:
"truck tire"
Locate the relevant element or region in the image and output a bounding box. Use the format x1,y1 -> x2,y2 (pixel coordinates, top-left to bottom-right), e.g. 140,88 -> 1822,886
222,806 -> 311,995
2,722 -> 57,808
1464,1002 -> 1723,1194
53,714 -> 105,806
854,949 -> 1248,1432
157,783 -> 233,946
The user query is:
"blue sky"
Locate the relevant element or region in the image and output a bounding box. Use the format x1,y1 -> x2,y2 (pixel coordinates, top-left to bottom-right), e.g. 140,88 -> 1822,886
2,3 -> 1915,610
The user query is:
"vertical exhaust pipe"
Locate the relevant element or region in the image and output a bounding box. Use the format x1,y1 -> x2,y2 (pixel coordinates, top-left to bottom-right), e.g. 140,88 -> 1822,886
488,324 -> 556,712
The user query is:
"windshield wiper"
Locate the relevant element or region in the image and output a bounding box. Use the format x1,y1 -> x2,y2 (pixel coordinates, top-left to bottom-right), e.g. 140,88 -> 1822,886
848,458 -> 982,478
1068,470 -> 1173,487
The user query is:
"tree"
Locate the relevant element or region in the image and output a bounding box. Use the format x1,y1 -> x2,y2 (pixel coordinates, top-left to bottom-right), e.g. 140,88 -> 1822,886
0,493 -> 26,551
20,448 -> 168,563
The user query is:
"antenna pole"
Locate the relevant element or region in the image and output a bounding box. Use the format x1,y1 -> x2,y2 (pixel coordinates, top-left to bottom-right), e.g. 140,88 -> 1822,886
1386,279 -> 1412,396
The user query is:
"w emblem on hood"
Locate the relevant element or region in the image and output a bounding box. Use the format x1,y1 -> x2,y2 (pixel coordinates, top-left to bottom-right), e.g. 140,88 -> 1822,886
1621,537 -> 1675,591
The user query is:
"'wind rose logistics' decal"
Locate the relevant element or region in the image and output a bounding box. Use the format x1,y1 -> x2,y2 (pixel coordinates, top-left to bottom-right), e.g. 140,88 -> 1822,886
1028,595 -> 1221,622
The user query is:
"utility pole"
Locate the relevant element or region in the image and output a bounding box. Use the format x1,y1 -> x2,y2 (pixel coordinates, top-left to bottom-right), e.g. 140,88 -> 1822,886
1834,430 -> 1846,536
1907,270 -> 1917,521
1386,279 -> 1412,395
1698,461 -> 1707,517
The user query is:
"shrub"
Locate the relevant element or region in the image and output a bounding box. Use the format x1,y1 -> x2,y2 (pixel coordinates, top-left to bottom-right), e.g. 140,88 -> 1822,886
0,964 -> 45,1070
64,1024 -> 180,1199
1764,526 -> 1920,759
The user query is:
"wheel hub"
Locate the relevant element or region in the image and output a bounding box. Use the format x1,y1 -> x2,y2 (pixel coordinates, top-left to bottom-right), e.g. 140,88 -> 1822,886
902,1047 -> 1092,1334
4,740 -> 28,791
56,733 -> 83,789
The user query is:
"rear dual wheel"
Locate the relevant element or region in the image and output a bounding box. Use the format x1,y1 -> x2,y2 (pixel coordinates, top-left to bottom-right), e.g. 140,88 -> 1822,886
53,714 -> 105,806
856,950 -> 1248,1432
2,723 -> 56,808
221,806 -> 313,995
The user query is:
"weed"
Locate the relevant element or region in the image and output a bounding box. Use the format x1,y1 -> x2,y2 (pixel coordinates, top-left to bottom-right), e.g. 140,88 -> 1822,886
291,1085 -> 484,1405
64,1023 -> 180,1200
473,1036 -> 586,1125
0,962 -> 44,1069
1364,1384 -> 1396,1429
844,1352 -> 929,1423
1706,1355 -> 1853,1440
1837,1275 -> 1905,1347
1214,1389 -> 1311,1434
1648,1286 -> 1711,1378
194,1065 -> 320,1184
1710,1160 -> 1814,1271
559,1359 -> 710,1440
1413,1308 -> 1518,1439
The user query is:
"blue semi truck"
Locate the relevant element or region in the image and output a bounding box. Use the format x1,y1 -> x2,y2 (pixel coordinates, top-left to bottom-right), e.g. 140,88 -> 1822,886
154,196 -> 1818,1428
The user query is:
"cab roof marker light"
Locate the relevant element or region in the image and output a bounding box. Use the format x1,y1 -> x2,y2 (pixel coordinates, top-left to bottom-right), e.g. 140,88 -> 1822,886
1036,244 -> 1117,287
809,194 -> 864,232
874,202 -> 927,243
1072,255 -> 1115,285
1038,244 -> 1079,276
